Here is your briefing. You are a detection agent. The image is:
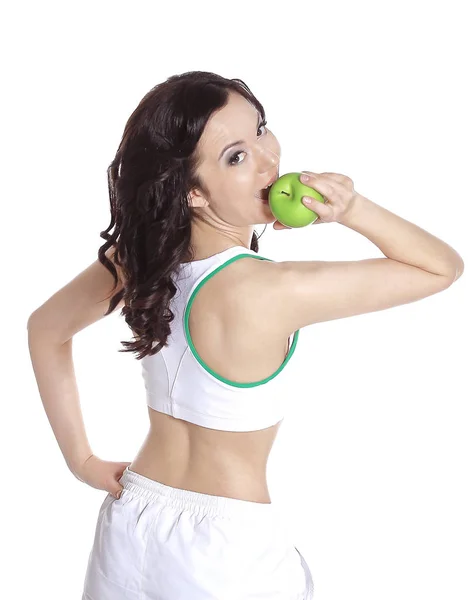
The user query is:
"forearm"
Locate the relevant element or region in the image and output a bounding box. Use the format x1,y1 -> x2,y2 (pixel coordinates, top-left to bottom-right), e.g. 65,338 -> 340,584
27,322 -> 93,474
340,194 -> 464,281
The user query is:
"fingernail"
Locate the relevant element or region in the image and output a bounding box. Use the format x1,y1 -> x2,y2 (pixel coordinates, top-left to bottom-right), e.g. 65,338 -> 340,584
302,197 -> 312,204
116,490 -> 122,499
301,175 -> 309,182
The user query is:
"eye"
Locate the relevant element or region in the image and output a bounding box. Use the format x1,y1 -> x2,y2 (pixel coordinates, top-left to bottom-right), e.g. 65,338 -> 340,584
228,120 -> 268,166
257,119 -> 268,137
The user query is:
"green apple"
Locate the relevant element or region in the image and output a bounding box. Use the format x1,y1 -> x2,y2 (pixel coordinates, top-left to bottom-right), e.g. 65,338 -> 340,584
268,172 -> 325,228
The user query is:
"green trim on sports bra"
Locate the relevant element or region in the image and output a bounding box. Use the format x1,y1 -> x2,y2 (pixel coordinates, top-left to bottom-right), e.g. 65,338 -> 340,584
184,252 -> 300,388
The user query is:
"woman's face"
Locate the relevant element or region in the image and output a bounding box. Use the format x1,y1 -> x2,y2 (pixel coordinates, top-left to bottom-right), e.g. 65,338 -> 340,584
190,91 -> 280,227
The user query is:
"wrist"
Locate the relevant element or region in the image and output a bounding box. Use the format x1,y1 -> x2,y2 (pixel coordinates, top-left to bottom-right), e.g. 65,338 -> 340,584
68,451 -> 94,478
339,193 -> 370,226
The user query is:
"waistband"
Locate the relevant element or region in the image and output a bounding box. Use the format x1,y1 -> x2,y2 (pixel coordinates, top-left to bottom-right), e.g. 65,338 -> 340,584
119,466 -> 282,523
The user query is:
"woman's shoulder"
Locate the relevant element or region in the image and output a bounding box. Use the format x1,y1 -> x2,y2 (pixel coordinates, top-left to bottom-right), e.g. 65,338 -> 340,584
211,257 -> 288,334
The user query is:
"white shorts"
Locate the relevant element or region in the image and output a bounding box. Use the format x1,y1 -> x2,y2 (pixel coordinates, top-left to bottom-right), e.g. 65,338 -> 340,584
82,466 -> 314,599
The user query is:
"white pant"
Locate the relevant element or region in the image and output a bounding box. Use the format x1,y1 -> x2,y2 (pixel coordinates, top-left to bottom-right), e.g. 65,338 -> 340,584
82,466 -> 314,599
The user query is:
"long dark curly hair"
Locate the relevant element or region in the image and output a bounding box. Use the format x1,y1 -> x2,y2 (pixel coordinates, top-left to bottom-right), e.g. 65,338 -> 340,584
98,71 -> 267,360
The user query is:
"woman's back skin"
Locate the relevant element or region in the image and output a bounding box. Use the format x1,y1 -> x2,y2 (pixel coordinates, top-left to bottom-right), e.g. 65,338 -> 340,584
130,256 -> 291,504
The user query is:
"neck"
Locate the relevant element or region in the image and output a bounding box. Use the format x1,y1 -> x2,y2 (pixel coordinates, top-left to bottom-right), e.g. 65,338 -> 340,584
188,218 -> 254,260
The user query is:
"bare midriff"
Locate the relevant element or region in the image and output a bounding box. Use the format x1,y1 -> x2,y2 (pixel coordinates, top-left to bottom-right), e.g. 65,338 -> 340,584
129,409 -> 282,504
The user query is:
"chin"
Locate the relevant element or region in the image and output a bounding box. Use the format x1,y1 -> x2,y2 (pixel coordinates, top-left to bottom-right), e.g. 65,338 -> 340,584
254,213 -> 277,227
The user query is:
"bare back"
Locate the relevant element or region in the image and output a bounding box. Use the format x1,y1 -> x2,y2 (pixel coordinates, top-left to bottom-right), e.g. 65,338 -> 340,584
130,257 -> 292,503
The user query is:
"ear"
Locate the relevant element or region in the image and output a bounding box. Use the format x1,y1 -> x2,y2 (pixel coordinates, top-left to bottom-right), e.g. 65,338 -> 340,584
187,188 -> 209,209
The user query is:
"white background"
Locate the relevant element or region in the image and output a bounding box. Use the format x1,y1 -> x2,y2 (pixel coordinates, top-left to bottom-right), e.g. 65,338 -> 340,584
2,0 -> 472,598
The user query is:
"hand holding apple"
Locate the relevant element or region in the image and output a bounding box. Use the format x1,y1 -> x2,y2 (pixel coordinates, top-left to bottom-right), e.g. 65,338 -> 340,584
269,172 -> 325,229
270,171 -> 358,229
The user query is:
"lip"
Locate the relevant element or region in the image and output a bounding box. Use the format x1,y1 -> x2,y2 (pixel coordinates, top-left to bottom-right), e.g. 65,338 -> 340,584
262,172 -> 279,189
255,172 -> 279,198
255,188 -> 271,203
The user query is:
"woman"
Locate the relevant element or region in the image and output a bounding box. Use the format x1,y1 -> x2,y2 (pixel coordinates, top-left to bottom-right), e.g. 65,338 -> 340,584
27,71 -> 464,599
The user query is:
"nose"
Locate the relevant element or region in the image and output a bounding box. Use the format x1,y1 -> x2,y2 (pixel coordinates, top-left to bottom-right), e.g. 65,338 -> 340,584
257,147 -> 280,175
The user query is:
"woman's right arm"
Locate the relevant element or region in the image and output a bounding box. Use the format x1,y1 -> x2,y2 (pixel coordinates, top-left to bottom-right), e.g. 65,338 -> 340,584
255,193 -> 464,336
27,247 -> 125,475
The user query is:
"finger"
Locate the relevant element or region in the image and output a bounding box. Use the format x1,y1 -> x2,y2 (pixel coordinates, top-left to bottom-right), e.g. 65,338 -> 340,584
300,173 -> 335,202
273,221 -> 290,230
301,171 -> 345,193
114,464 -> 130,477
318,172 -> 348,182
302,170 -> 345,182
302,195 -> 331,217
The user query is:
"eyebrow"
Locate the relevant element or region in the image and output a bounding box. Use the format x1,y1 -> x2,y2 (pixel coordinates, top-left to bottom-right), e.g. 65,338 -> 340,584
218,113 -> 261,161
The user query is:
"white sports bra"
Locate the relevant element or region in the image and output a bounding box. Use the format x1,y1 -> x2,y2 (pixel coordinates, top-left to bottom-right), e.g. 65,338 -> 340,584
140,245 -> 300,432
